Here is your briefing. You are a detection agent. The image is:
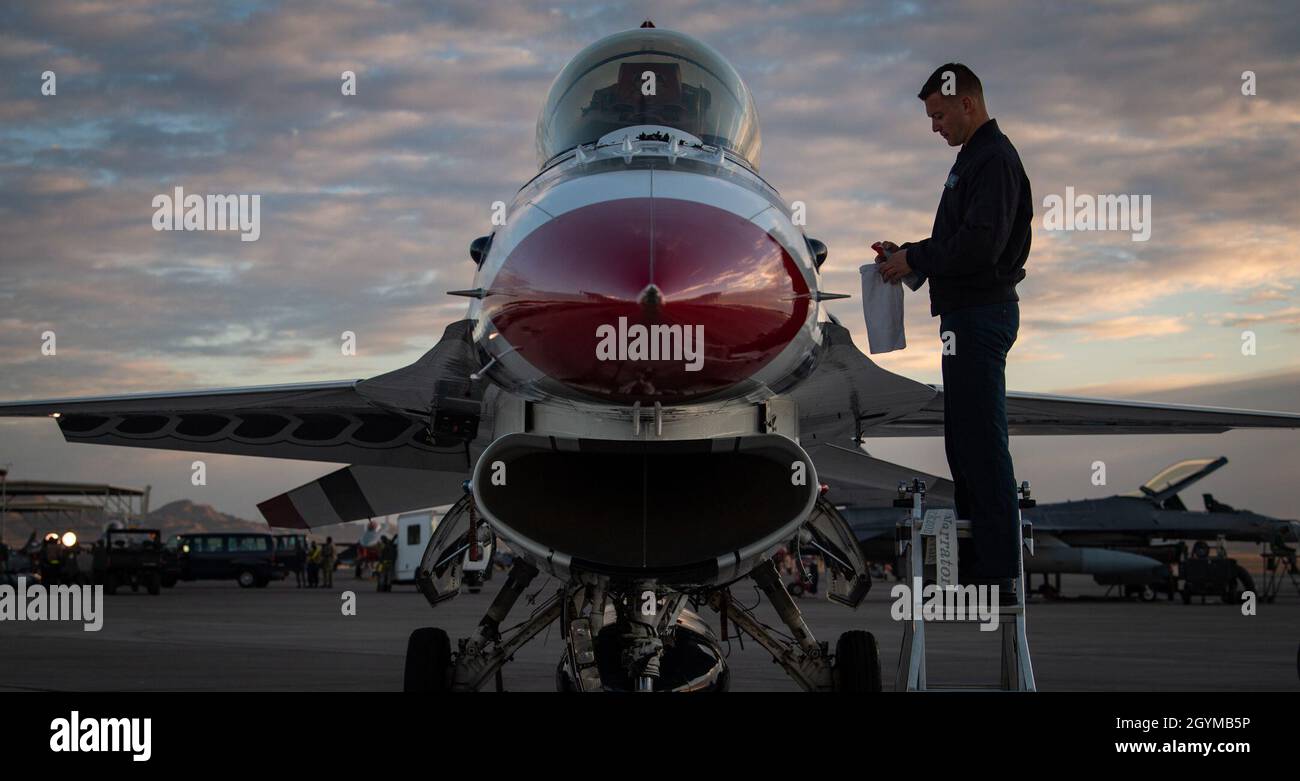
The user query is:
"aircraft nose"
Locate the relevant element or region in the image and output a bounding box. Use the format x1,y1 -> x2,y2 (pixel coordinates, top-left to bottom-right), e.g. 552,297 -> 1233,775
482,186 -> 810,403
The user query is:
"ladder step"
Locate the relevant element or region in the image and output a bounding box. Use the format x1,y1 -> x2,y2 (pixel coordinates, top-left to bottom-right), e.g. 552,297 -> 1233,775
908,606 -> 1023,621
915,684 -> 1021,692
895,499 -> 1038,692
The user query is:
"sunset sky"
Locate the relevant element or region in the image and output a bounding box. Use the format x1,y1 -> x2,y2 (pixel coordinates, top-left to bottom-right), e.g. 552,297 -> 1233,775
2,0 -> 1298,523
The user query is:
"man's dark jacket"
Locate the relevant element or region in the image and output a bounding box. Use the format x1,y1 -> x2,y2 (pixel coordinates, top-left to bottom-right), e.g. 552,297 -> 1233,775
905,118 -> 1031,316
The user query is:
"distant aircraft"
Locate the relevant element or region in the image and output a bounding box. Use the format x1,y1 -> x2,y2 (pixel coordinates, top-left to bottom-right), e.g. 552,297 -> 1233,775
3,23 -> 1300,692
333,518 -> 394,574
840,454 -> 1299,600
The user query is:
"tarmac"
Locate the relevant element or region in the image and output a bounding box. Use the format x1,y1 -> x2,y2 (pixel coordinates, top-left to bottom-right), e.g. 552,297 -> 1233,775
1,571 -> 1296,691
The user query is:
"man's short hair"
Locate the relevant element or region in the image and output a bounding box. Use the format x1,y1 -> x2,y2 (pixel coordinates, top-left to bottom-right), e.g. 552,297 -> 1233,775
917,63 -> 984,101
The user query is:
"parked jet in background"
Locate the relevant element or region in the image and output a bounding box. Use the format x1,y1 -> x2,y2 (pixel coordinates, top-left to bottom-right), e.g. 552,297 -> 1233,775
841,454 -> 1299,598
334,518 -> 394,576
3,23 -> 1300,692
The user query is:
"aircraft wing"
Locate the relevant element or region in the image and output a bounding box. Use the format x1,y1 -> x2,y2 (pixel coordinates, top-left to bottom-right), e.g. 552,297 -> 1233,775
258,465 -> 462,529
806,446 -> 956,553
868,389 -> 1300,436
791,321 -> 938,446
808,443 -> 954,507
0,319 -> 482,472
797,322 -> 1300,439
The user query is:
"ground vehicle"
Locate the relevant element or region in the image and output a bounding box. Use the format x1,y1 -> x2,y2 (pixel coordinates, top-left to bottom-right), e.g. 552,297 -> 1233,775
93,529 -> 164,595
161,536 -> 183,587
175,532 -> 285,588
36,534 -> 77,585
382,509 -> 493,593
1180,540 -> 1254,604
382,511 -> 438,589
274,534 -> 307,580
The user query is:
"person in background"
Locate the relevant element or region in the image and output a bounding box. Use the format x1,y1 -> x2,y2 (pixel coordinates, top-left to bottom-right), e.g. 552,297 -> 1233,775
377,535 -> 396,592
306,540 -> 320,588
320,536 -> 336,588
40,533 -> 63,586
294,538 -> 306,588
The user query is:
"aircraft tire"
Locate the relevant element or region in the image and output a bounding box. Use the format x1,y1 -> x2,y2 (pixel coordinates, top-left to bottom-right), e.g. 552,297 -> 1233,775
404,627 -> 452,693
833,630 -> 882,692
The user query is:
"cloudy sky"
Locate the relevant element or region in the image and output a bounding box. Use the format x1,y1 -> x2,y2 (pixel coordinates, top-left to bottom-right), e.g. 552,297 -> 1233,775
2,0 -> 1298,523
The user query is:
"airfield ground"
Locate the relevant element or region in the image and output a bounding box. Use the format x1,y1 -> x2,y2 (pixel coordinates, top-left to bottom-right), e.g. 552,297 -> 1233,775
2,572 -> 1296,692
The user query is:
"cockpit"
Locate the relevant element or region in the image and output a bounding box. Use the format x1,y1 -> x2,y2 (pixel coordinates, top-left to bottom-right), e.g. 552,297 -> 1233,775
535,27 -> 761,170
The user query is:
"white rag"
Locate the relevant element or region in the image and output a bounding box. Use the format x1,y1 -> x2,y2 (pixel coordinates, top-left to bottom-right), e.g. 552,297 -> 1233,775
859,263 -> 906,354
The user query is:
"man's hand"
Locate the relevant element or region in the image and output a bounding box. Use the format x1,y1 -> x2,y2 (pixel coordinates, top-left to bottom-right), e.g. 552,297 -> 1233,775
876,248 -> 912,284
871,239 -> 912,284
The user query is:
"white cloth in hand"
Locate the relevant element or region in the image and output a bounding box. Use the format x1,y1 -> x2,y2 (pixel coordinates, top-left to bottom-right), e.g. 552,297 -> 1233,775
859,264 -> 906,354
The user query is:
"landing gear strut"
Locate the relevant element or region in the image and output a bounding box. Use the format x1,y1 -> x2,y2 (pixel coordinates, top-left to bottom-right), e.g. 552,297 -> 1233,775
405,494 -> 880,692
404,559 -> 563,692
707,559 -> 882,692
624,581 -> 664,691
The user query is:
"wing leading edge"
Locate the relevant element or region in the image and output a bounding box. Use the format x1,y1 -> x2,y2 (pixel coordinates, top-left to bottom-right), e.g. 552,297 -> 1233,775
866,388 -> 1300,436
0,319 -> 482,472
797,322 -> 1300,440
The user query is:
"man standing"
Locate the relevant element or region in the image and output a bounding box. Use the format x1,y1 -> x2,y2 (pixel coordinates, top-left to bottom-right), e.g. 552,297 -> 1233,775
306,541 -> 320,588
875,63 -> 1031,594
321,536 -> 336,588
293,538 -> 305,588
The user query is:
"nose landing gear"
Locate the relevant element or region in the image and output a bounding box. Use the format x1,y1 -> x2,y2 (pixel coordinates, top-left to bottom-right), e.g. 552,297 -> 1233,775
403,495 -> 882,692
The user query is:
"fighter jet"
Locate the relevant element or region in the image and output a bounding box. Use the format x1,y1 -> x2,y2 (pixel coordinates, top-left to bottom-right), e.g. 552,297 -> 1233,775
1020,457 -> 1298,599
333,518 -> 394,576
3,23 -> 1299,692
839,454 -> 1300,600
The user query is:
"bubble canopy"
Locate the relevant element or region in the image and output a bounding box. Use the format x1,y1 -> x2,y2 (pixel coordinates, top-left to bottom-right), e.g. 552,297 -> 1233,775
536,28 -> 762,170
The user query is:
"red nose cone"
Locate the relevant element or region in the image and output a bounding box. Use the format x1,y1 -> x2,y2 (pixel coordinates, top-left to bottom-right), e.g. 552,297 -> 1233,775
484,197 -> 810,403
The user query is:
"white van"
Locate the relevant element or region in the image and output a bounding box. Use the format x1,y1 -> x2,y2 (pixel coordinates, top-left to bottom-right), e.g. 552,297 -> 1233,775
390,505 -> 495,593
394,509 -> 440,585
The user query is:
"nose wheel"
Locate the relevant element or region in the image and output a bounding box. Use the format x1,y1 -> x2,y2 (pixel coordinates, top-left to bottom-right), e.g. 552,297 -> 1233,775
832,630 -> 883,692
404,627 -> 452,692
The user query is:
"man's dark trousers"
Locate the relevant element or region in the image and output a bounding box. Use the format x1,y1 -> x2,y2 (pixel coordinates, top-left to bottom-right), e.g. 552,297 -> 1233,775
939,300 -> 1020,580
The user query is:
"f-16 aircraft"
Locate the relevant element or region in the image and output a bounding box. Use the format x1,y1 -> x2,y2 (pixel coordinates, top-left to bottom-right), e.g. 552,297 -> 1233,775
3,23 -> 1300,692
842,455 -> 1300,600
333,518 -> 393,575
